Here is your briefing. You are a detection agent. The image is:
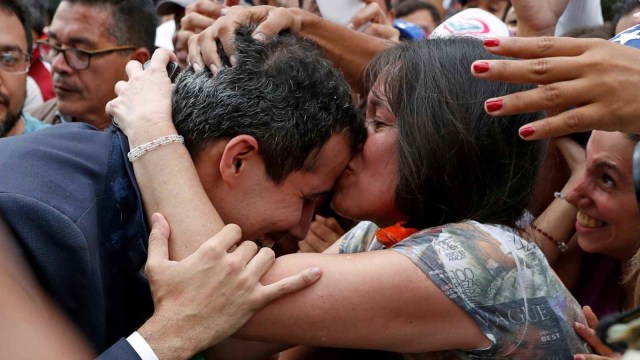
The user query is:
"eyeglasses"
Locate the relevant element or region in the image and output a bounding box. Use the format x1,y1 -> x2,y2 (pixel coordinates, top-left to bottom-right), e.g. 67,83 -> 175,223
37,40 -> 136,71
0,50 -> 31,74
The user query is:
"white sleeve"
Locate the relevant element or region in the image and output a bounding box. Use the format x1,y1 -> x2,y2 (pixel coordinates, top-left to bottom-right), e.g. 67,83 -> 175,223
126,332 -> 160,360
555,0 -> 604,36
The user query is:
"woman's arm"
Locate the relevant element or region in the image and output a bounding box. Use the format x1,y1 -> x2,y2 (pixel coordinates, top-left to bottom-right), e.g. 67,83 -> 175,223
235,250 -> 489,352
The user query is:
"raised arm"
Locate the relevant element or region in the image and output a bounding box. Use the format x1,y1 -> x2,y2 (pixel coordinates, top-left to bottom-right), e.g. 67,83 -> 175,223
188,6 -> 392,93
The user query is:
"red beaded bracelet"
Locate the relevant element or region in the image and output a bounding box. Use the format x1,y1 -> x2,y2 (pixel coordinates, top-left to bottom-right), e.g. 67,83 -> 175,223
531,223 -> 568,252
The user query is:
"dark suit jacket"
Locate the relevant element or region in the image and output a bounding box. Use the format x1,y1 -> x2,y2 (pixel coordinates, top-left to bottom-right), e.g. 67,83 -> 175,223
0,123 -> 152,359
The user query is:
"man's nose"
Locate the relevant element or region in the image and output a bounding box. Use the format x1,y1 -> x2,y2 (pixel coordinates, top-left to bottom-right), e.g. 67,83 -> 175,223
288,203 -> 315,240
51,51 -> 73,74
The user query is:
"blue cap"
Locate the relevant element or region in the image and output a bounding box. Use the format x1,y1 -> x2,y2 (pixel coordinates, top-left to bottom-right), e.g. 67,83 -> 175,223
393,19 -> 426,40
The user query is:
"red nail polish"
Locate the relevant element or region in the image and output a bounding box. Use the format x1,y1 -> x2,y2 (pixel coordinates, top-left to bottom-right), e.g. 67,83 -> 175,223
520,126 -> 536,138
473,61 -> 490,73
483,38 -> 500,47
485,99 -> 503,112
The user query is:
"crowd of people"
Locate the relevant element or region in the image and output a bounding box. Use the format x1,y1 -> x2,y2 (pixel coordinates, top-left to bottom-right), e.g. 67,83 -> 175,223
2,0 -> 640,359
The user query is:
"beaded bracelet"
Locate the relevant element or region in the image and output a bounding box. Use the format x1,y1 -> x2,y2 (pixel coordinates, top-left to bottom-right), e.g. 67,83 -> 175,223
530,223 -> 568,252
127,135 -> 184,162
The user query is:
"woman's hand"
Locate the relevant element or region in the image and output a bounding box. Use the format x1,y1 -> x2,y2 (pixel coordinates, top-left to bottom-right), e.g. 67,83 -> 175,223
573,306 -> 622,360
554,137 -> 586,190
298,216 -> 346,253
106,48 -> 177,146
188,5 -> 301,72
471,36 -> 640,139
175,0 -> 236,67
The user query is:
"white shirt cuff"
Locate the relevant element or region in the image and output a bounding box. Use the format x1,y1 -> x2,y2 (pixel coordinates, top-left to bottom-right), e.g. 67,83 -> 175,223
126,331 -> 159,360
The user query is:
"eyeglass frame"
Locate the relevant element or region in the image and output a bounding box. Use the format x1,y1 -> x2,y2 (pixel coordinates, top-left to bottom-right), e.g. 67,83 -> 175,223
36,39 -> 137,71
0,49 -> 31,75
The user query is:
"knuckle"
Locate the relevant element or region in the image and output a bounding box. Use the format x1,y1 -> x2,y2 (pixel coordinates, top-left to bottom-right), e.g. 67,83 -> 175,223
258,247 -> 276,261
529,59 -> 550,77
536,36 -> 555,54
563,111 -> 581,130
542,84 -> 561,103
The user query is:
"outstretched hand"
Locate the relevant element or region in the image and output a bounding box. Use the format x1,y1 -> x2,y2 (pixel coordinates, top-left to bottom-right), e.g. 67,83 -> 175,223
139,213 -> 323,359
188,5 -> 301,72
471,36 -> 640,140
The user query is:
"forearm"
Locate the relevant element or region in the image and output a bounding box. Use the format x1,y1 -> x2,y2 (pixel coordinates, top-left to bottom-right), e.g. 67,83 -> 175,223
291,8 -> 391,93
128,123 -> 224,261
203,339 -> 291,360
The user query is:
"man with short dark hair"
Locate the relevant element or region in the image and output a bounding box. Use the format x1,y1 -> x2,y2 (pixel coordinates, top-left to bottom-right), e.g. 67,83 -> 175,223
31,0 -> 157,129
0,0 -> 48,137
0,27 -> 363,360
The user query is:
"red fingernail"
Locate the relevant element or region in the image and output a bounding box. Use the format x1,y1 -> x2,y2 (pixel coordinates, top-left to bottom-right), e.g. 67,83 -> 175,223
473,61 -> 490,73
519,126 -> 536,138
483,38 -> 500,47
485,99 -> 503,112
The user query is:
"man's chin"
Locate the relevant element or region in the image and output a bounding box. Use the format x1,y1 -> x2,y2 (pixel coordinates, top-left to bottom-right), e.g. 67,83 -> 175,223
0,111 -> 22,138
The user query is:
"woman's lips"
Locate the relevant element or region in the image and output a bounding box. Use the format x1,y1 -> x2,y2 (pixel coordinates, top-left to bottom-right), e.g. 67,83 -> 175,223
576,210 -> 607,229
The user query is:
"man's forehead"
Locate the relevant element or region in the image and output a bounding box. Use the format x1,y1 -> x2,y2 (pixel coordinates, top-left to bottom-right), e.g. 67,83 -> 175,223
49,2 -> 115,46
0,11 -> 27,52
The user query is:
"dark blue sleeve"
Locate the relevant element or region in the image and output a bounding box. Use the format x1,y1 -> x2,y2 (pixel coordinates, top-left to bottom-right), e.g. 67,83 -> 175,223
97,339 -> 142,360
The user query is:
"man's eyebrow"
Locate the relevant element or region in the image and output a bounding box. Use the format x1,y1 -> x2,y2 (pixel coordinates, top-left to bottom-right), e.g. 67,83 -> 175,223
46,32 -> 97,48
594,160 -> 623,176
0,45 -> 24,53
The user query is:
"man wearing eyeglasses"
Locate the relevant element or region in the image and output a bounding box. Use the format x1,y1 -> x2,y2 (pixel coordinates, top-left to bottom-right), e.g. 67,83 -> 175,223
0,0 -> 49,138
30,0 -> 157,130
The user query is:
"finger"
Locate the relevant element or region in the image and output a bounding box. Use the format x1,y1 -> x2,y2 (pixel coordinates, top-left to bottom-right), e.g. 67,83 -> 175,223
323,217 -> 344,235
187,0 -> 226,18
253,7 -> 300,41
189,31 -> 212,70
481,36 -> 598,59
258,266 -> 322,304
574,354 -> 614,360
181,12 -> 216,33
514,104 -> 604,140
301,233 -> 325,253
297,240 -> 314,253
148,48 -> 178,72
195,21 -> 225,70
114,80 -> 127,96
482,78 -> 591,120
583,305 -> 599,330
231,240 -> 260,264
310,222 -> 339,244
472,57 -> 585,86
574,322 -> 616,357
244,246 -> 276,278
197,224 -> 244,258
147,213 -> 171,262
124,60 -> 143,79
348,3 -> 383,29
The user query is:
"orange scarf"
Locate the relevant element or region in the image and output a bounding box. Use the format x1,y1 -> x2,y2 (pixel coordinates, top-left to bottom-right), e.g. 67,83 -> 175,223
376,222 -> 418,248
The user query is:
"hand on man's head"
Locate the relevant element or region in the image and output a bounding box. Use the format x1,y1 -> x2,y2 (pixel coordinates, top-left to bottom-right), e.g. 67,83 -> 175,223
138,213 -> 323,358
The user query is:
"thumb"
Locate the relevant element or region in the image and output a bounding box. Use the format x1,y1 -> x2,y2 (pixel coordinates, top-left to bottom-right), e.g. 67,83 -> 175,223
147,213 -> 171,261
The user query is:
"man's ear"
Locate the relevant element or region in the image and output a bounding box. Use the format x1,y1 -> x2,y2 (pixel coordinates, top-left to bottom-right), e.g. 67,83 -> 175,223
219,135 -> 260,185
128,48 -> 151,64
